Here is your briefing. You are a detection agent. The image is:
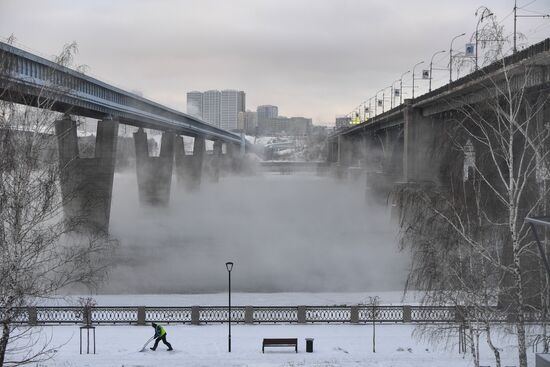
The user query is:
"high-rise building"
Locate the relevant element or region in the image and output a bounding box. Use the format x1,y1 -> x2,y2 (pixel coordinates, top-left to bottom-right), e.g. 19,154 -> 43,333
238,91 -> 246,114
221,90 -> 240,131
186,91 -> 203,118
189,89 -> 245,129
257,105 -> 278,126
203,90 -> 221,127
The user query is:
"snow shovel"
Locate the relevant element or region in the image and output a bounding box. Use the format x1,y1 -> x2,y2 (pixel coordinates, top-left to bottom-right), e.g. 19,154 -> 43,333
139,336 -> 155,352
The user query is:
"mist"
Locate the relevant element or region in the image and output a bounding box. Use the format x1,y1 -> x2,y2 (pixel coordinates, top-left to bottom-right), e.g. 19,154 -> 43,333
100,170 -> 408,294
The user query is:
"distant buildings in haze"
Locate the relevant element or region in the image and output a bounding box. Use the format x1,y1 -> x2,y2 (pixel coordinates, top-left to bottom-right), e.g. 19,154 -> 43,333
256,105 -> 278,124
186,91 -> 203,118
259,116 -> 312,136
238,110 -> 258,135
186,90 -> 245,131
186,92 -> 313,136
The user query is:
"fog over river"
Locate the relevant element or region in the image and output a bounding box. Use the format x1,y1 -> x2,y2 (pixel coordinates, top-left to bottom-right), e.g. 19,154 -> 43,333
100,172 -> 408,294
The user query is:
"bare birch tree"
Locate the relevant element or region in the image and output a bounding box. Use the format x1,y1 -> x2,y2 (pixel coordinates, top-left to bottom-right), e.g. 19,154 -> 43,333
394,35 -> 550,367
0,38 -> 116,366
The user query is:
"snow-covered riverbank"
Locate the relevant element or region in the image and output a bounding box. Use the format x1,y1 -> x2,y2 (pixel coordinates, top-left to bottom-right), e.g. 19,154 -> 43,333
11,323 -> 528,367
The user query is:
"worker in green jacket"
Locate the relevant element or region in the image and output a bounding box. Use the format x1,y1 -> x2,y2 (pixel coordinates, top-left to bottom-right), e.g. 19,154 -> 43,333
150,323 -> 173,351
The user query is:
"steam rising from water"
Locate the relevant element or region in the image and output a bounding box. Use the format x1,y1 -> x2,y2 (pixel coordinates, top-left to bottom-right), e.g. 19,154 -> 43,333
101,172 -> 407,294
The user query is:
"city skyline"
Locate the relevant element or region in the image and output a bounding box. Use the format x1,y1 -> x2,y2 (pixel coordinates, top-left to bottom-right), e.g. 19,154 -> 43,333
187,89 -> 245,130
1,0 -> 549,125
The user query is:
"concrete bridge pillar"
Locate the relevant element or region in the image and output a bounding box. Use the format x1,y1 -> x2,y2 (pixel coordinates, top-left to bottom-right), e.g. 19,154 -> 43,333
337,135 -> 353,167
334,135 -> 354,178
327,139 -> 339,163
403,100 -> 437,182
55,117 -> 118,234
210,140 -> 223,182
225,142 -> 241,172
134,128 -> 174,205
174,135 -> 189,189
174,136 -> 205,190
191,136 -> 205,185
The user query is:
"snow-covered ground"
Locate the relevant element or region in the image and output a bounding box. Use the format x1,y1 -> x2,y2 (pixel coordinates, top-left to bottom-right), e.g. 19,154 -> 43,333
13,323 -> 530,367
19,293 -> 541,366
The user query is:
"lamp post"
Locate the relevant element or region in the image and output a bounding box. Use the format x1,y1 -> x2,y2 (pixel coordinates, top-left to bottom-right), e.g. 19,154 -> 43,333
391,79 -> 400,109
225,261 -> 234,353
369,97 -> 376,119
412,61 -> 424,99
429,50 -> 445,92
512,0 -> 549,54
449,32 -> 466,83
383,85 -> 393,111
375,88 -> 385,115
475,7 -> 493,70
399,70 -> 410,105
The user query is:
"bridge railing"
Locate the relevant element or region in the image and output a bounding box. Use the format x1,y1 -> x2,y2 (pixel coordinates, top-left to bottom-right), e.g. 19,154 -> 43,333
4,305 -> 544,325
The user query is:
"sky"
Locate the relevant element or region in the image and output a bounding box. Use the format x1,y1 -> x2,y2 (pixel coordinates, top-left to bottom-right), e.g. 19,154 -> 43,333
0,0 -> 549,125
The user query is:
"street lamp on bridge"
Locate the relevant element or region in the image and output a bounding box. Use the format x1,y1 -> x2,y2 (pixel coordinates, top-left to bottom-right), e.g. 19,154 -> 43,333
381,86 -> 393,113
367,97 -> 374,119
412,61 -> 424,99
391,79 -> 400,109
399,70 -> 410,105
449,32 -> 466,83
374,88 -> 385,116
429,50 -> 446,92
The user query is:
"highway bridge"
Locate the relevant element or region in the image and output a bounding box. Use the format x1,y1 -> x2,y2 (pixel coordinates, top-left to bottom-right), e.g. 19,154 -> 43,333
328,38 -> 550,187
0,41 -> 249,233
0,41 -> 245,145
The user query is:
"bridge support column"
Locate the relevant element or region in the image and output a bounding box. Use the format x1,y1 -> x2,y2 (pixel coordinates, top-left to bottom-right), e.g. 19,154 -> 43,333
337,135 -> 354,167
174,136 -> 190,190
134,128 -> 174,205
210,140 -> 223,182
174,136 -> 205,191
335,135 -> 353,178
174,135 -> 189,190
327,139 -> 339,163
55,117 -> 118,234
191,136 -> 205,186
403,100 -> 437,182
226,143 -> 241,172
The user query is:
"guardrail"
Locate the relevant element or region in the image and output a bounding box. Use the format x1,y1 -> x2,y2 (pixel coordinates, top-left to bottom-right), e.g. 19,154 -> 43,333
4,305 -> 544,326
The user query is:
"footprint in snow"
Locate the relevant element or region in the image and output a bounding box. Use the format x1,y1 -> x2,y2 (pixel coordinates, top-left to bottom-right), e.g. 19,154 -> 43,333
334,346 -> 349,354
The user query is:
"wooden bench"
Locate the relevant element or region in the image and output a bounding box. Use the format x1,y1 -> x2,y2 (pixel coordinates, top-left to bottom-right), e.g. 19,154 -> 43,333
262,338 -> 298,353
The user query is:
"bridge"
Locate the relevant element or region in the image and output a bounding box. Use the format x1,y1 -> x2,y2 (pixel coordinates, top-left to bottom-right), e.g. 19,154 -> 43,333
0,41 -> 250,233
327,39 -> 550,308
328,38 -> 550,192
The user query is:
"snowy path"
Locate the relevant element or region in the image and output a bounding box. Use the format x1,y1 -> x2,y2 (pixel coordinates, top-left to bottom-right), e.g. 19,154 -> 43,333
17,324 -> 528,367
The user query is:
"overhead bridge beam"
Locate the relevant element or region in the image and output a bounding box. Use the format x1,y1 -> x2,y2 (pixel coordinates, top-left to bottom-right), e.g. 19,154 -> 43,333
0,41 -> 245,146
